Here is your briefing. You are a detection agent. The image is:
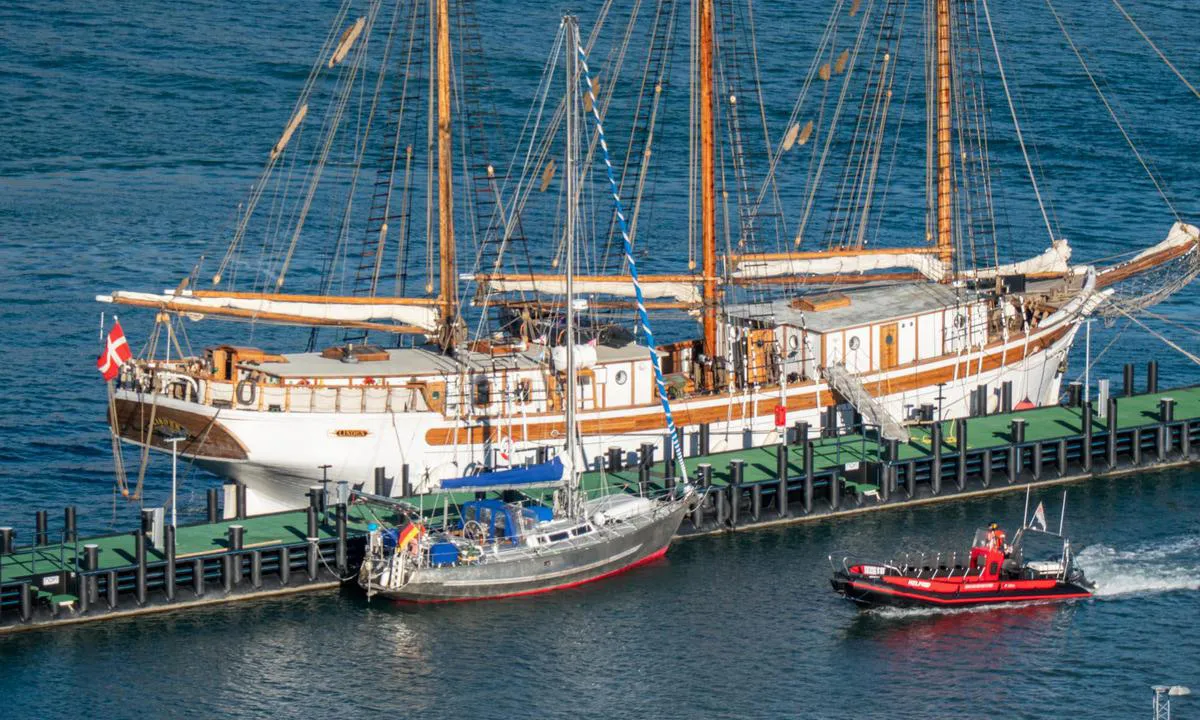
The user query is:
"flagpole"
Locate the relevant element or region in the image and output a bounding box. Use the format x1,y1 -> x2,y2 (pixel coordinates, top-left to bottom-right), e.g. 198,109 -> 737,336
1058,490 -> 1067,535
1022,486 -> 1031,528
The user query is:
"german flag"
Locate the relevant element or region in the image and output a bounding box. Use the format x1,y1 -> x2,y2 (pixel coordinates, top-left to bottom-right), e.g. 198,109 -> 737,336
397,521 -> 423,550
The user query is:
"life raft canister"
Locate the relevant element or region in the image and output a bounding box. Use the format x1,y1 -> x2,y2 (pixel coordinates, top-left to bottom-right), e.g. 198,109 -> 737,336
774,404 -> 787,428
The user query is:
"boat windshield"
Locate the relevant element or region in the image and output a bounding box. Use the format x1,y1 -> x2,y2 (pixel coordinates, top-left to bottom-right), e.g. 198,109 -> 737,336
971,528 -> 990,548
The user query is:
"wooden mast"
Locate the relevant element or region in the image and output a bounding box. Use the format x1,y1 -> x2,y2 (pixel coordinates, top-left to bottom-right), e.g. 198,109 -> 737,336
934,0 -> 954,270
436,0 -> 459,349
699,0 -> 718,365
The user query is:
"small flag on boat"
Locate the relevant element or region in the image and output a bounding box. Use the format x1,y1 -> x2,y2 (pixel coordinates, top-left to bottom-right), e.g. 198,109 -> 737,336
97,320 -> 132,381
1030,501 -> 1048,532
397,521 -> 423,550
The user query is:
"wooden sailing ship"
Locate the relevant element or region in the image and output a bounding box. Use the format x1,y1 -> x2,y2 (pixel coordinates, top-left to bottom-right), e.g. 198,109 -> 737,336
99,0 -> 1199,514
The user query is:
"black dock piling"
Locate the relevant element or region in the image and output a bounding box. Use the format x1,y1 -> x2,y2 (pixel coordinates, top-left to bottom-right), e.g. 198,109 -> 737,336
729,460 -> 744,527
34,510 -> 48,546
236,483 -> 247,520
19,583 -> 32,623
1123,363 -> 1135,397
192,558 -> 204,597
1001,381 -> 1013,413
1082,401 -> 1094,472
0,527 -> 13,555
715,485 -> 728,526
795,421 -> 809,446
930,422 -> 943,495
250,551 -> 263,589
1107,397 -> 1119,468
1131,427 -> 1143,465
164,525 -> 176,602
638,463 -> 650,496
698,424 -> 711,456
228,524 -> 245,551
1067,382 -> 1082,408
1031,441 -> 1043,480
1148,360 -> 1159,394
1056,438 -> 1068,476
776,444 -> 789,518
981,449 -> 992,488
64,505 -> 76,544
401,464 -> 412,496
976,384 -> 989,415
699,463 -> 713,488
222,555 -> 235,594
829,473 -> 840,511
373,467 -> 391,497
207,488 -> 219,523
335,504 -> 348,575
905,461 -> 916,497
751,484 -> 762,522
1008,419 -> 1026,483
955,417 -> 969,490
803,440 -> 814,513
278,547 -> 291,586
640,442 -> 655,469
84,544 -> 100,606
308,485 -> 325,515
607,446 -> 622,472
106,570 -> 118,609
824,406 -> 838,438
134,531 -> 147,606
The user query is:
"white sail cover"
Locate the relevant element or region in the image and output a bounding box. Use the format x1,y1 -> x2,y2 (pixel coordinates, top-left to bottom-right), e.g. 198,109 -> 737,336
732,250 -> 949,282
483,277 -> 701,304
98,290 -> 441,332
960,239 -> 1072,279
1121,222 -> 1199,265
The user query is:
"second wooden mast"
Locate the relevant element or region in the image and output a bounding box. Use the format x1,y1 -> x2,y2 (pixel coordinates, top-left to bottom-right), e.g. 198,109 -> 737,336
436,0 -> 460,350
934,0 -> 954,268
698,0 -> 719,371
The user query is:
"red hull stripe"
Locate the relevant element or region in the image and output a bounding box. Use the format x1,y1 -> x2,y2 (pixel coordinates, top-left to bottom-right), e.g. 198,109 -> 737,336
849,580 -> 1091,605
395,544 -> 671,604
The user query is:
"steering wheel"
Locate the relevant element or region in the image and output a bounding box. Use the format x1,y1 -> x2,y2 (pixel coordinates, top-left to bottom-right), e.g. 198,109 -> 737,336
462,520 -> 486,543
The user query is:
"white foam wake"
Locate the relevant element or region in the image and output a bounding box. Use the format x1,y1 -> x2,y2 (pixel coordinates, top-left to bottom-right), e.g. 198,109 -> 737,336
1075,536 -> 1200,598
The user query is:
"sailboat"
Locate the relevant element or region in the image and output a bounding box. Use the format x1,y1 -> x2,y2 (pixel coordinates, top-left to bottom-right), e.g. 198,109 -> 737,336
98,0 -> 1199,515
358,19 -> 692,601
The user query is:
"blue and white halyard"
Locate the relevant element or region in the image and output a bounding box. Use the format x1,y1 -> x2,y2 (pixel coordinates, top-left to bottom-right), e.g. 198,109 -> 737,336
576,41 -> 688,478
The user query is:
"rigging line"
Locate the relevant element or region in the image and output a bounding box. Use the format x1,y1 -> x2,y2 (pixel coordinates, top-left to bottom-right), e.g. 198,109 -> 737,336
1111,0 -> 1200,101
979,0 -> 1055,245
795,0 -> 875,248
1131,306 -> 1200,340
577,38 -> 686,477
1105,300 -> 1200,366
1044,0 -> 1181,223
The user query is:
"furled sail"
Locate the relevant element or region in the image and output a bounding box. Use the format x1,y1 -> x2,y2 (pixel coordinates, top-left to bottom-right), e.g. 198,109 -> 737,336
959,239 -> 1072,279
480,275 -> 701,304
731,249 -> 949,282
96,290 -> 441,332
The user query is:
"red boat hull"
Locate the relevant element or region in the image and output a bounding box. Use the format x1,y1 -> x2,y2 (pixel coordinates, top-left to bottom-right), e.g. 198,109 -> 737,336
832,570 -> 1092,608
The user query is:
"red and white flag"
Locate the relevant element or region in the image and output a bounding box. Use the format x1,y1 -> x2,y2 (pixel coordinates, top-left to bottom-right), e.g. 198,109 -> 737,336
96,320 -> 132,381
1030,501 -> 1048,532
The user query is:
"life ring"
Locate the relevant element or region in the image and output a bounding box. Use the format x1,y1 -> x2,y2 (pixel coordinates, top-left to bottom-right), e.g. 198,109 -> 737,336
236,380 -> 257,406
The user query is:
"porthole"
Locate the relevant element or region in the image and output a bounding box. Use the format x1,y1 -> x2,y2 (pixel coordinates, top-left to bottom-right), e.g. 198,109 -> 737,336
787,335 -> 800,351
615,370 -> 628,386
885,334 -> 894,346
954,313 -> 967,328
848,337 -> 861,351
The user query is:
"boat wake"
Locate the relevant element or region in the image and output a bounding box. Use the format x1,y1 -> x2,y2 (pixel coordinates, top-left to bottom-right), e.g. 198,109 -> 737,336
1075,536 -> 1200,598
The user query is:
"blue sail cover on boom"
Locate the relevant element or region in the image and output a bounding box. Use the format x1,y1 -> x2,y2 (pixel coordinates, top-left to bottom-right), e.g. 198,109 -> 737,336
440,457 -> 565,490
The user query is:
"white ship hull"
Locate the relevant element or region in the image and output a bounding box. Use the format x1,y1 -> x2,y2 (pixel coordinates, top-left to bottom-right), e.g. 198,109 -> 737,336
114,312 -> 1081,516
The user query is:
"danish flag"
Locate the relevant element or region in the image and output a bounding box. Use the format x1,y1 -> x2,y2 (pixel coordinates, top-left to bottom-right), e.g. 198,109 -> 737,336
97,320 -> 132,381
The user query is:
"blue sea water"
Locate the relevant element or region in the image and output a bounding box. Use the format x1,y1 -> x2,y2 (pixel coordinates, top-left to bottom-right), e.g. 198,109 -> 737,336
0,0 -> 1198,717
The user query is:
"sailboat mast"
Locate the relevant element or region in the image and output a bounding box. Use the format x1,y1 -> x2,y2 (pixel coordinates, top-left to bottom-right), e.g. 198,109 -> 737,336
436,0 -> 459,349
698,0 -> 718,368
564,16 -> 580,515
934,0 -> 954,269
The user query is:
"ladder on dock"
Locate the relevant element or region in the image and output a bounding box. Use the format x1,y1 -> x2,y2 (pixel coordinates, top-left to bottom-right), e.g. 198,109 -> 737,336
821,362 -> 911,442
